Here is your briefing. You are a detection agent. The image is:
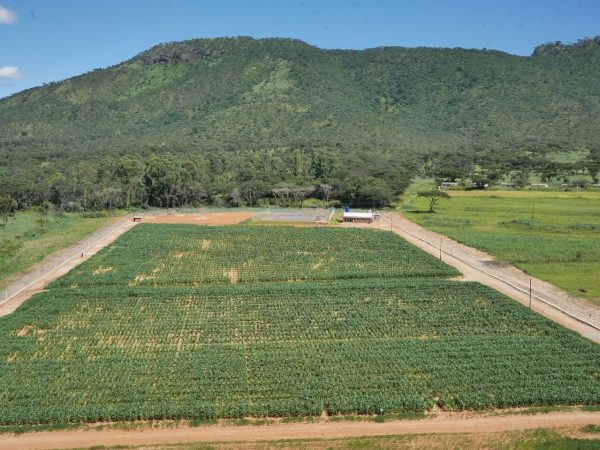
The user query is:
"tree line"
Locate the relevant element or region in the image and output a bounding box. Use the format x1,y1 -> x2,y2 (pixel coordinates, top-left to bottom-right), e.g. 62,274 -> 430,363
0,147 -> 417,216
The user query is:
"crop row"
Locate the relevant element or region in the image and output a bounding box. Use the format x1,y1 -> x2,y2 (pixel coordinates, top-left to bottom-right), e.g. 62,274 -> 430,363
51,224 -> 458,288
1,278 -> 599,424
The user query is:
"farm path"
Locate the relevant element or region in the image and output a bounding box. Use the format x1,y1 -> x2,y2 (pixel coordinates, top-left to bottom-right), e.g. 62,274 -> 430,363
376,213 -> 600,343
0,217 -> 136,318
2,411 -> 599,449
143,211 -> 254,225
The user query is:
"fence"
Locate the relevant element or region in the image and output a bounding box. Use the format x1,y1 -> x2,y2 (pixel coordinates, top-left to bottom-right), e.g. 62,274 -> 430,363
383,214 -> 600,333
1,218 -> 131,307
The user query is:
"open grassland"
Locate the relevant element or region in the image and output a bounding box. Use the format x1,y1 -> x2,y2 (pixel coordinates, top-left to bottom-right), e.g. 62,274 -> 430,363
402,191 -> 600,304
0,224 -> 599,425
0,211 -> 119,290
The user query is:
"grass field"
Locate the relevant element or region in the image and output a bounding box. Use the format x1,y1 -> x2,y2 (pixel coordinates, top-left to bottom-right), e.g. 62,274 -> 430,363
402,191 -> 600,304
0,211 -> 119,290
1,224 -> 599,425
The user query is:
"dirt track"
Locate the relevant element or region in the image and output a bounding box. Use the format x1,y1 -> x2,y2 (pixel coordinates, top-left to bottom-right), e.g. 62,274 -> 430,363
144,212 -> 253,225
2,411 -> 599,449
376,213 -> 600,343
0,218 -> 137,318
0,213 -> 253,318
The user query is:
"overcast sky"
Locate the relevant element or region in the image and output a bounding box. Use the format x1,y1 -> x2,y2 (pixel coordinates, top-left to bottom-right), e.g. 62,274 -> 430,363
1,0 -> 599,98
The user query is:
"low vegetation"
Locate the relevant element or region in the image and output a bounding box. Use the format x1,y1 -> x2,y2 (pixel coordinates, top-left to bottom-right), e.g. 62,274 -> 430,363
0,225 -> 599,425
53,224 -> 457,288
403,190 -> 600,304
0,210 -> 118,289
2,37 -> 600,210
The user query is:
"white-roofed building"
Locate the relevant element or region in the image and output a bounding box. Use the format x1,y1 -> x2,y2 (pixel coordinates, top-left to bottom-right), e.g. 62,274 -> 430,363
343,211 -> 374,223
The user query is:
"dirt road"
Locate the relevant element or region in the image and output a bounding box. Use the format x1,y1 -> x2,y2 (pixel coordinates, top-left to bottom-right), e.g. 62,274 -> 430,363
377,213 -> 600,343
143,212 -> 253,225
0,218 -> 136,318
2,411 -> 599,450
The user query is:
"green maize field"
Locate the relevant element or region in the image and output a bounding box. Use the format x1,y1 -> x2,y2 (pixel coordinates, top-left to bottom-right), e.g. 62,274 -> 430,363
0,224 -> 599,425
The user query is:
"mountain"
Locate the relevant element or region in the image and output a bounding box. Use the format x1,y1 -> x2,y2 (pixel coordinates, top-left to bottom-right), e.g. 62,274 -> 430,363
1,36 -> 599,208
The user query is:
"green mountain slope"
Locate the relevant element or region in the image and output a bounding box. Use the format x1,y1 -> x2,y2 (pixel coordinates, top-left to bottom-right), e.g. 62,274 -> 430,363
1,36 -> 599,207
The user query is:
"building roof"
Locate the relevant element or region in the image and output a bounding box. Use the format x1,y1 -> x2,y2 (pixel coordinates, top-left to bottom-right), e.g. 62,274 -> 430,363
343,211 -> 374,219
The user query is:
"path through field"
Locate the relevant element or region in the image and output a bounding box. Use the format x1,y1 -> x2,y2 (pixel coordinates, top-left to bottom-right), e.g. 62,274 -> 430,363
377,213 -> 600,343
2,411 -> 599,449
0,212 -> 254,318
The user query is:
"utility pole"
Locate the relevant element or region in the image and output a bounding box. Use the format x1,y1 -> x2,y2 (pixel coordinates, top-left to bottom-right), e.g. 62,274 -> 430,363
529,278 -> 532,309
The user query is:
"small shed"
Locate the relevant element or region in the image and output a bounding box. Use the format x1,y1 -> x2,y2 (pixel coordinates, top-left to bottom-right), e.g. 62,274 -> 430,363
343,211 -> 374,223
440,181 -> 458,188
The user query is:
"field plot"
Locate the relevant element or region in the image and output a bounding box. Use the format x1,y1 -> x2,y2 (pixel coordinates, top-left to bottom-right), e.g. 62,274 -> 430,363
53,224 -> 457,287
0,225 -> 599,425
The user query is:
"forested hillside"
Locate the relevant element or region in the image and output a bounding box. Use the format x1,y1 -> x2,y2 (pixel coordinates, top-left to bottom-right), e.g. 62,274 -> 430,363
1,36 -> 599,209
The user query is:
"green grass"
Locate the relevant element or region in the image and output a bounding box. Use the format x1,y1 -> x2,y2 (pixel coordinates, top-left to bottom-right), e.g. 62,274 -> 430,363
402,190 -> 600,304
1,225 -> 599,425
0,211 -> 120,290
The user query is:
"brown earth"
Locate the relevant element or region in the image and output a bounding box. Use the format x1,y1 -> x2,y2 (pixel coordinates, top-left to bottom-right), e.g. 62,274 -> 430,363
143,212 -> 253,225
1,411 -> 599,450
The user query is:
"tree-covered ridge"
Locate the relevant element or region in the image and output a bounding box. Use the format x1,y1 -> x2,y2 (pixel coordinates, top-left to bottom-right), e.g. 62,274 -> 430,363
0,36 -> 599,209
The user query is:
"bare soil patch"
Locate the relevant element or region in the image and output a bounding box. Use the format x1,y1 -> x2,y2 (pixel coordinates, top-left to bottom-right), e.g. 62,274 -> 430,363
224,268 -> 239,284
133,274 -> 156,283
144,212 -> 253,226
92,267 -> 113,275
15,325 -> 45,337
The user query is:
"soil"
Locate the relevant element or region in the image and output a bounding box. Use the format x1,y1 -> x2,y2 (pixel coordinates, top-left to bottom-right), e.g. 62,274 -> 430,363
144,212 -> 253,225
1,411 -> 598,450
224,268 -> 240,284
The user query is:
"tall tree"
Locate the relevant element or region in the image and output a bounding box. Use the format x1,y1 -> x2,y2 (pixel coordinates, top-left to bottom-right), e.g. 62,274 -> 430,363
0,196 -> 16,227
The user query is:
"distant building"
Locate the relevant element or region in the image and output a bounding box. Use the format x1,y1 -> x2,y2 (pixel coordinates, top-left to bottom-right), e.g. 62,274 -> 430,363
530,183 -> 549,188
592,183 -> 600,189
440,182 -> 458,188
343,211 -> 374,224
499,182 -> 515,187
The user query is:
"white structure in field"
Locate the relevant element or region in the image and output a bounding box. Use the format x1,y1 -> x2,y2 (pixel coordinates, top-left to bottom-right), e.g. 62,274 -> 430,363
343,211 -> 374,223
